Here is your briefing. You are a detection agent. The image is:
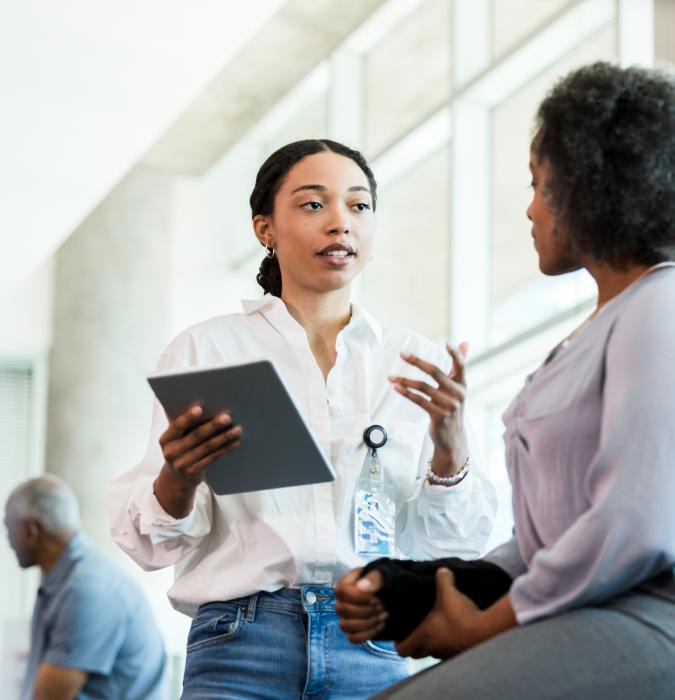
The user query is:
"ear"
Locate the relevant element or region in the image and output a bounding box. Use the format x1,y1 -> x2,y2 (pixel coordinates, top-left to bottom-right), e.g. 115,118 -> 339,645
24,519 -> 41,545
253,215 -> 274,249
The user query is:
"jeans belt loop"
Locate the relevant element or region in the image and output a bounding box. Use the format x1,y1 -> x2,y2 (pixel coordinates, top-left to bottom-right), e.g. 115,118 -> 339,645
245,593 -> 259,623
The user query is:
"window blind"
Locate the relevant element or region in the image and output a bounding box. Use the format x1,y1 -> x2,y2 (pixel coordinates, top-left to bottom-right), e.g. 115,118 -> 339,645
0,365 -> 34,612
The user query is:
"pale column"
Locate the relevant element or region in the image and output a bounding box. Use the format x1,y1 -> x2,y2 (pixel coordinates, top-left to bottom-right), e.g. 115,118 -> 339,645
618,0 -> 654,66
328,47 -> 364,148
328,47 -> 367,304
449,0 -> 491,350
46,166 -> 172,549
654,0 -> 675,63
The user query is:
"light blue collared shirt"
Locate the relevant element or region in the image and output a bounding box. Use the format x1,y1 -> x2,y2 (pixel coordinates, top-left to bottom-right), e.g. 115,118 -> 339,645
22,533 -> 168,700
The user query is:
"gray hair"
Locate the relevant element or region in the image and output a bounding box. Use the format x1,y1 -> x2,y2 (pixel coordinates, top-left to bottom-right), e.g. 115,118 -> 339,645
5,474 -> 81,537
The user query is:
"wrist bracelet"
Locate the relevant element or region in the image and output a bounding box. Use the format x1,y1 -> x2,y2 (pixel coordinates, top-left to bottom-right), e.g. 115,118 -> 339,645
426,454 -> 471,487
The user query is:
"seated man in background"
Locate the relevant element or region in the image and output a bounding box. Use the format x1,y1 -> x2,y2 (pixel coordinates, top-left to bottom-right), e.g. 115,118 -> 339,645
4,474 -> 168,700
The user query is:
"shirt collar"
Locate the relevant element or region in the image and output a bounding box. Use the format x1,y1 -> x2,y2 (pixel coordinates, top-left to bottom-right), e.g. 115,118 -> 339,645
348,303 -> 383,343
39,532 -> 89,597
240,295 -> 382,344
241,295 -> 279,316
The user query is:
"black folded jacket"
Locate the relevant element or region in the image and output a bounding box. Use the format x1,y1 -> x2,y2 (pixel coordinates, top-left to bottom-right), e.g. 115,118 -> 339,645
359,557 -> 512,642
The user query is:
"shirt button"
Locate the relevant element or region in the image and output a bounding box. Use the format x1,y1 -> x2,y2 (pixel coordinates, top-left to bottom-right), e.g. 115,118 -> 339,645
305,591 -> 317,605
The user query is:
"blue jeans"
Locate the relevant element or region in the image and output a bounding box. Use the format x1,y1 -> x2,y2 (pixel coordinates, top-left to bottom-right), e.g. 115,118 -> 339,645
182,586 -> 410,699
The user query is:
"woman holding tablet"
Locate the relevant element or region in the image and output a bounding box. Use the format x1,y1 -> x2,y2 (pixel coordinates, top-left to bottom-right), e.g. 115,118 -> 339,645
108,139 -> 496,699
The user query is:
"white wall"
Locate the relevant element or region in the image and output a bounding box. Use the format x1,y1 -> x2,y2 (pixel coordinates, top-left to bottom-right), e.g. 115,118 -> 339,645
168,137 -> 264,336
0,260 -> 54,358
0,0 -> 285,300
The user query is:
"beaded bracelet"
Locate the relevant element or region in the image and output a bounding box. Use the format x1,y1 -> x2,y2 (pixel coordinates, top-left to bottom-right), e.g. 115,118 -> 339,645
426,454 -> 471,487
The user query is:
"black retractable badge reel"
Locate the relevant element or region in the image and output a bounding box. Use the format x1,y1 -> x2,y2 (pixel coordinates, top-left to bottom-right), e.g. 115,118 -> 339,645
354,424 -> 396,557
364,425 -> 387,457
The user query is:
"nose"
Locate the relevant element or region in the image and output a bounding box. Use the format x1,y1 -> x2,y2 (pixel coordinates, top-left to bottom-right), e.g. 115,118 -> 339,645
329,223 -> 350,235
526,201 -> 533,222
327,203 -> 350,234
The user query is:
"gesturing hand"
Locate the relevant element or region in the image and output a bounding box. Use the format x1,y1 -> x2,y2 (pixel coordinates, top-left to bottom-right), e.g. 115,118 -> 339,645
334,568 -> 389,643
388,342 -> 469,474
395,568 -> 481,660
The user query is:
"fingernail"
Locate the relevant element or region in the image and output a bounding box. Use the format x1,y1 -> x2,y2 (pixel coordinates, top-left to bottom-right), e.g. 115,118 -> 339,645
191,406 -> 202,416
379,611 -> 389,621
400,352 -> 411,360
217,414 -> 231,425
356,579 -> 373,592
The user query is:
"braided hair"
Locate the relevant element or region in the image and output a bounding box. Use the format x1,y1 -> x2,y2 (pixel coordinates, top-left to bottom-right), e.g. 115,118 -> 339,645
250,139 -> 377,296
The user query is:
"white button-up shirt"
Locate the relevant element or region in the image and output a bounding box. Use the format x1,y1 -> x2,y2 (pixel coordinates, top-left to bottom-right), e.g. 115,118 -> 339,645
107,296 -> 496,616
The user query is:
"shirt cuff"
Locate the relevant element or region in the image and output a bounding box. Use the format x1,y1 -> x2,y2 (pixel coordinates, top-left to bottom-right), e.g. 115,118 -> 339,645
149,490 -> 196,527
44,649 -> 114,676
421,469 -> 474,504
508,574 -> 550,625
132,476 -> 196,542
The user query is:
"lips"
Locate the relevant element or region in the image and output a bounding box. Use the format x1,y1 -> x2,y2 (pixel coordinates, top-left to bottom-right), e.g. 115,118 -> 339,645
316,243 -> 355,259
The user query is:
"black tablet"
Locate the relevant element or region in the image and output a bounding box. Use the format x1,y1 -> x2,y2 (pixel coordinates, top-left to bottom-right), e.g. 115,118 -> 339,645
147,360 -> 335,495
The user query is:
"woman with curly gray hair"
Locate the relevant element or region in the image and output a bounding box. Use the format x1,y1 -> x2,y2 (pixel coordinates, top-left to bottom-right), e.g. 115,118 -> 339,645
335,61 -> 675,699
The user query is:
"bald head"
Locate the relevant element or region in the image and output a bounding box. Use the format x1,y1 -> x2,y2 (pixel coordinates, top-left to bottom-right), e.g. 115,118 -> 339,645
5,474 -> 80,538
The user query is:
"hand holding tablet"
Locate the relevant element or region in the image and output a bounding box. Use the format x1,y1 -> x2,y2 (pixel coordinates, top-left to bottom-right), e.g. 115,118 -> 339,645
159,404 -> 242,484
148,360 -> 335,497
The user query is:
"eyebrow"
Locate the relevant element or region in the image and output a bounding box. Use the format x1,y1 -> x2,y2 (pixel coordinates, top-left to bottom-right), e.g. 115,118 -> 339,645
290,184 -> 372,196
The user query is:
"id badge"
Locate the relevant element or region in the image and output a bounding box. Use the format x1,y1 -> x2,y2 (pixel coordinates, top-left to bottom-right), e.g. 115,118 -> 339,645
354,488 -> 395,557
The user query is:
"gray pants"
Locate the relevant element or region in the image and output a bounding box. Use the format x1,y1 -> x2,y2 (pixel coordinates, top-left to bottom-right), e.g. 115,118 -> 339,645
372,591 -> 675,700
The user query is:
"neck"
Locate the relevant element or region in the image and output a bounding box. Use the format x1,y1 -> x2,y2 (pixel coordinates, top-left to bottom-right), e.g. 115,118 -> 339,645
38,532 -> 73,576
280,284 -> 352,381
586,260 -> 652,310
281,284 -> 352,338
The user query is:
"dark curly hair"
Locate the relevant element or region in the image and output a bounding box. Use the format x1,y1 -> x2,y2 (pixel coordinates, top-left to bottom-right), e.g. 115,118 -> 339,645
533,61 -> 675,267
250,139 -> 377,297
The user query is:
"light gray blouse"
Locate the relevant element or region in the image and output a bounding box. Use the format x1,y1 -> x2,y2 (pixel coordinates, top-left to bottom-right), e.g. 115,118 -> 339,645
486,266 -> 675,624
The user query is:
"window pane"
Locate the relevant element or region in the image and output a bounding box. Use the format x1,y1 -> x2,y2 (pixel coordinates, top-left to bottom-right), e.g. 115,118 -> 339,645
362,146 -> 450,341
483,398 -> 514,550
365,0 -> 451,156
489,25 -> 617,346
491,0 -> 572,59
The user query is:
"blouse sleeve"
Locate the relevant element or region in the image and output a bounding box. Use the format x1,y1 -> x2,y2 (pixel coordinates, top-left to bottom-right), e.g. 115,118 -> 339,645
509,280 -> 675,623
107,342 -> 214,572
